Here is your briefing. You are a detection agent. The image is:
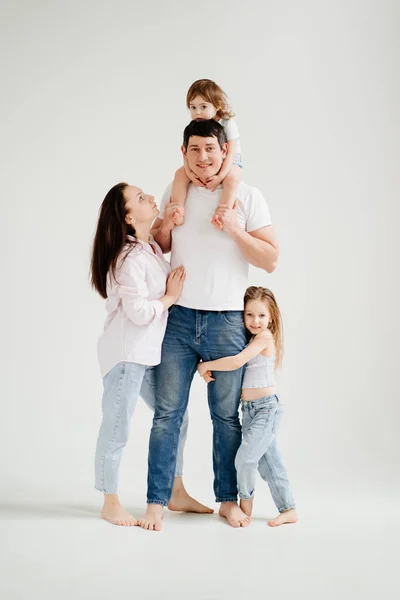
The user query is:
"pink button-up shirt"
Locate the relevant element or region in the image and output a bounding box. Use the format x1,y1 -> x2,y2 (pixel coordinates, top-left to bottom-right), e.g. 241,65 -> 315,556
97,236 -> 171,377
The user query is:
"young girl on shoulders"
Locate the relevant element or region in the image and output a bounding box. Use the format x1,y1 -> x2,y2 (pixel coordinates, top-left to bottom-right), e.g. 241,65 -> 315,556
172,78 -> 242,229
198,286 -> 298,527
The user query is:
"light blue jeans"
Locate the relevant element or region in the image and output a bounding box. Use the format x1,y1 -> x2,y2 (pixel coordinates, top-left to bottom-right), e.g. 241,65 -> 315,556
95,361 -> 188,494
235,394 -> 295,512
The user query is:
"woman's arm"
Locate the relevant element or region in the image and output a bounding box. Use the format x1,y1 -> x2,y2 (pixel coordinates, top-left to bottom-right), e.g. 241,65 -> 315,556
117,257 -> 184,325
198,331 -> 272,377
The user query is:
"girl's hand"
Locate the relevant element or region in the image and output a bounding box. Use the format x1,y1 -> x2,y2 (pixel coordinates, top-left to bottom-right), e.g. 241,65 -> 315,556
202,370 -> 215,383
205,175 -> 222,191
197,361 -> 209,377
189,172 -> 205,188
166,266 -> 185,301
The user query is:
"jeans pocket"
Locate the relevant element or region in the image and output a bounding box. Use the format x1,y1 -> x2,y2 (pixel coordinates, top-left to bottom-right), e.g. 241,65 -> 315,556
221,311 -> 244,326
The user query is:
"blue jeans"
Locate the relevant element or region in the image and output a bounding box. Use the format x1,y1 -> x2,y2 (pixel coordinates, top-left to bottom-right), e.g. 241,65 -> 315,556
147,306 -> 247,506
95,362 -> 188,494
235,394 -> 295,512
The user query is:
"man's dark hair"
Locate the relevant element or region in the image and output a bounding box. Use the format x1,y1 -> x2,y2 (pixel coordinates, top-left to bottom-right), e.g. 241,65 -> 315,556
183,119 -> 227,149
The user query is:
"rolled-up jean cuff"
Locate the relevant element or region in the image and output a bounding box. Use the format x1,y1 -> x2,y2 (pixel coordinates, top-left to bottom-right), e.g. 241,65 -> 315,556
279,504 -> 296,513
216,497 -> 238,503
147,499 -> 168,507
238,493 -> 254,500
95,486 -> 118,494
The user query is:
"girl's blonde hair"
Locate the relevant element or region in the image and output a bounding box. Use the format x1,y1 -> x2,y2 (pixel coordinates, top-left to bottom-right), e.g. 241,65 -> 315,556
244,286 -> 283,370
186,79 -> 235,120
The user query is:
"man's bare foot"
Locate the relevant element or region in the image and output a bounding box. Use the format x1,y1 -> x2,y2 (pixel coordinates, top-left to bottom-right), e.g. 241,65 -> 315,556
240,497 -> 254,517
101,494 -> 136,526
268,508 -> 298,527
136,504 -> 164,531
219,502 -> 251,528
168,477 -> 214,514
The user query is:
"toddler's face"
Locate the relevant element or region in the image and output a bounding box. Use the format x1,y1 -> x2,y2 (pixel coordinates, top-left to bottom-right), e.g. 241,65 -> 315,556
244,299 -> 271,335
188,95 -> 218,121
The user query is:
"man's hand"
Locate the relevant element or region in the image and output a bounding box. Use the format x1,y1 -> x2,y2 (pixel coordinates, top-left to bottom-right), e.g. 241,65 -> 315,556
205,175 -> 222,192
163,199 -> 185,229
212,200 -> 240,235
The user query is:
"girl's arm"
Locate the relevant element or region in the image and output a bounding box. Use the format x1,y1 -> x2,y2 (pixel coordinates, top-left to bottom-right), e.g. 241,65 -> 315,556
198,331 -> 272,377
217,139 -> 237,181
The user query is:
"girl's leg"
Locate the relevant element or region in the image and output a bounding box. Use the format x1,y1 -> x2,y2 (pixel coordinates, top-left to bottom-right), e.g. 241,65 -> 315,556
211,165 -> 242,229
95,361 -> 146,525
140,367 -> 213,514
170,166 -> 190,224
257,403 -> 298,526
234,400 -> 277,515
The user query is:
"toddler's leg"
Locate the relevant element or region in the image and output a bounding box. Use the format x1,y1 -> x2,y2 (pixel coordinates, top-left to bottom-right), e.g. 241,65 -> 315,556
95,362 -> 145,525
171,166 -> 190,225
212,165 -> 242,229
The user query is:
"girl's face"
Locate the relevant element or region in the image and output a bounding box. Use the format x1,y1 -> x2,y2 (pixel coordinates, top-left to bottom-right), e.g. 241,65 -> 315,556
188,95 -> 218,121
124,185 -> 159,226
244,299 -> 271,335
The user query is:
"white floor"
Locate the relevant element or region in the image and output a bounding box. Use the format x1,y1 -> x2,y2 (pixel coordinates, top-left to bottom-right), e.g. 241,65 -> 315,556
1,486 -> 398,600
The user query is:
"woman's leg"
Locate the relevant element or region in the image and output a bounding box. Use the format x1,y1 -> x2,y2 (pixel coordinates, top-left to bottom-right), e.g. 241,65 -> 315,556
140,367 -> 213,514
95,361 -> 146,525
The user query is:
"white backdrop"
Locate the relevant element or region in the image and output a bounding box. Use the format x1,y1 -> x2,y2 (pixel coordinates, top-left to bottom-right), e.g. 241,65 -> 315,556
1,0 -> 399,549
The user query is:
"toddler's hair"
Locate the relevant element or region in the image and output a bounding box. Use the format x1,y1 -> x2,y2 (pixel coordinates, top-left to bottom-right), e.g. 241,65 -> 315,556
244,286 -> 283,370
186,79 -> 235,120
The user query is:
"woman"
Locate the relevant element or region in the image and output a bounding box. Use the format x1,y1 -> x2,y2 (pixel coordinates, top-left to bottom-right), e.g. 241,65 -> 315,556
91,182 -> 212,527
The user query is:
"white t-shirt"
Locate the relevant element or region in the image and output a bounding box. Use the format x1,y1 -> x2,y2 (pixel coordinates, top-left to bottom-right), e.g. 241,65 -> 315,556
159,182 -> 271,310
219,118 -> 241,154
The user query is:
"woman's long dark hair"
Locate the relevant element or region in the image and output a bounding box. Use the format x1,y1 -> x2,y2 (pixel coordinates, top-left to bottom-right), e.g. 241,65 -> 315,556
90,182 -> 137,299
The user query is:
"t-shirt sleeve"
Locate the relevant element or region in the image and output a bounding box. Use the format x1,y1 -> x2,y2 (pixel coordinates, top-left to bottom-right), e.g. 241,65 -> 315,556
157,182 -> 173,219
245,187 -> 272,233
223,118 -> 240,141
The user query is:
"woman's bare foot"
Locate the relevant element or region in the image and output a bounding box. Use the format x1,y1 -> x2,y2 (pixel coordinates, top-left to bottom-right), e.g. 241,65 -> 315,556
137,504 -> 164,531
168,477 -> 214,514
219,502 -> 251,528
268,508 -> 298,527
240,497 -> 254,517
101,494 -> 136,526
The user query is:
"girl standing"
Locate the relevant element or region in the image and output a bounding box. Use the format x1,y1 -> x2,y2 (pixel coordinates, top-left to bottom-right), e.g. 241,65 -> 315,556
198,286 -> 297,526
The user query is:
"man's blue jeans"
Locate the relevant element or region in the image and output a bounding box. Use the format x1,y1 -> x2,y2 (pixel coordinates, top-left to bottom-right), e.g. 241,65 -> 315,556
147,306 -> 247,505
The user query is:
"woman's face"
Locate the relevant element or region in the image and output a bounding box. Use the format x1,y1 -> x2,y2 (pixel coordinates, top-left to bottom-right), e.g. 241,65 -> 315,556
124,185 -> 159,226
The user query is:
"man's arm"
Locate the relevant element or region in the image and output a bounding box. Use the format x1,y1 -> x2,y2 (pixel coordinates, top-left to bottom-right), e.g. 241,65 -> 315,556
213,203 -> 279,273
232,225 -> 279,273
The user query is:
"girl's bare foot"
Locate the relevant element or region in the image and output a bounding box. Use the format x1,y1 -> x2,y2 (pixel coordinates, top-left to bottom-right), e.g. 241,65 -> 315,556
219,502 -> 251,528
101,494 -> 136,526
137,504 -> 164,531
168,477 -> 214,514
268,508 -> 298,527
240,497 -> 254,517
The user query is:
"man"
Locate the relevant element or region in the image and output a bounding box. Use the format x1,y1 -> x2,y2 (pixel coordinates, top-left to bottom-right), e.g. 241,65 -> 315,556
138,120 -> 279,530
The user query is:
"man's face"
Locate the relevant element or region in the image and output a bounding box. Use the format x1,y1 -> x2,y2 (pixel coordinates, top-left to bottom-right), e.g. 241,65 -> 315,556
183,135 -> 227,181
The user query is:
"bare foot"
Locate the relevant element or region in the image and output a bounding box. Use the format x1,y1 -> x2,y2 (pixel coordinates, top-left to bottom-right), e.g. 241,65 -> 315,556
268,508 -> 298,527
136,504 -> 164,531
101,495 -> 136,526
219,502 -> 251,528
240,497 -> 254,517
168,478 -> 214,514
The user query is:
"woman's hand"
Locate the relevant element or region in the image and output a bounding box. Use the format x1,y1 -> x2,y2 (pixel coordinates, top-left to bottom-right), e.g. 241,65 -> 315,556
166,266 -> 185,301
